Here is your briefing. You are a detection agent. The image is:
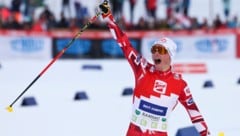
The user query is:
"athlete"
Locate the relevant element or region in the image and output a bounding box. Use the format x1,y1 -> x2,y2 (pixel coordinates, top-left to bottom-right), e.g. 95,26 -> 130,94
99,1 -> 210,136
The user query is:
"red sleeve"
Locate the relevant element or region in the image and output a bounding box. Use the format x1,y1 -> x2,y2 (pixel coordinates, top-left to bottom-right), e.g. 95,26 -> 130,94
179,80 -> 209,136
107,20 -> 151,82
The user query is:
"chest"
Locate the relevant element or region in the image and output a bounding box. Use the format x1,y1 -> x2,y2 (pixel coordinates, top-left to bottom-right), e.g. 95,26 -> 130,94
134,72 -> 182,98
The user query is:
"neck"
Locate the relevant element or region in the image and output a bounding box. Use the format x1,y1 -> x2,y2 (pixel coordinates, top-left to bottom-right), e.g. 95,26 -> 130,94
155,65 -> 171,72
154,65 -> 172,78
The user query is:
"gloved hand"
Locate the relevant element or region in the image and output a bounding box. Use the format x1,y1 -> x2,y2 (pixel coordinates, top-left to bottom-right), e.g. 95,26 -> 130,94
197,121 -> 211,136
99,0 -> 112,19
200,130 -> 210,136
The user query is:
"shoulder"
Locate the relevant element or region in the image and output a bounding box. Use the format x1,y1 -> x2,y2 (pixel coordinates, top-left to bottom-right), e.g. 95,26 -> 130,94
172,72 -> 183,80
172,72 -> 188,85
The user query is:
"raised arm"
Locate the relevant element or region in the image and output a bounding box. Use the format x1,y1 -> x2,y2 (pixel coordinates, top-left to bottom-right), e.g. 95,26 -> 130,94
99,1 -> 152,80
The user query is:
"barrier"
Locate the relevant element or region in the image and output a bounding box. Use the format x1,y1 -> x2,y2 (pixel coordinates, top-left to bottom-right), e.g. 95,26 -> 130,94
0,34 -> 52,60
0,28 -> 239,60
175,126 -> 200,136
122,87 -> 133,96
203,80 -> 214,88
21,96 -> 38,106
74,91 -> 89,101
237,77 -> 240,84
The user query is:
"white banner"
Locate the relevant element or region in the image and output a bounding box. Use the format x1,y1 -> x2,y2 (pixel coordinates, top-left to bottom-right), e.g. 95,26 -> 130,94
0,36 -> 52,60
141,34 -> 236,61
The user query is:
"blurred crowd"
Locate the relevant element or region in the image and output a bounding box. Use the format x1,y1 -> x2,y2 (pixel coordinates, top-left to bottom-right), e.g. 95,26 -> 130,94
0,0 -> 239,31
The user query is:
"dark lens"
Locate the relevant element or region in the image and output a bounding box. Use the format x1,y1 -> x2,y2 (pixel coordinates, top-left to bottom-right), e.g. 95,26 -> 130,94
151,46 -> 157,54
151,45 -> 168,54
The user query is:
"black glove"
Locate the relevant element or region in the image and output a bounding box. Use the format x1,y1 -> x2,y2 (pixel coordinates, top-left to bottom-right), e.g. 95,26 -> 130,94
99,0 -> 111,18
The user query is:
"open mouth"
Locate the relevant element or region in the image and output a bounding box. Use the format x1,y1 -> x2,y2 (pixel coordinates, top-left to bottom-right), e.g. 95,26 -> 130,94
154,59 -> 161,64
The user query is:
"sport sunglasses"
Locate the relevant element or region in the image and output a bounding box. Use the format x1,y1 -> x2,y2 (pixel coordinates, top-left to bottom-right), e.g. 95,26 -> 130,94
151,45 -> 168,54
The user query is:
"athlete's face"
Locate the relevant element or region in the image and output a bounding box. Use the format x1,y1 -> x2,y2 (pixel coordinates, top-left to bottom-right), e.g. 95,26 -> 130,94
151,44 -> 171,71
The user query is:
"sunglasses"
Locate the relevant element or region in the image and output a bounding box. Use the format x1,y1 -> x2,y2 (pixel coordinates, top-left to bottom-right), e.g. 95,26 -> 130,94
151,45 -> 168,54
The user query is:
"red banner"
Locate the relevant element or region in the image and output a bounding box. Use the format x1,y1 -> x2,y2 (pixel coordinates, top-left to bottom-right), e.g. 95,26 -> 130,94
236,29 -> 240,58
173,63 -> 207,74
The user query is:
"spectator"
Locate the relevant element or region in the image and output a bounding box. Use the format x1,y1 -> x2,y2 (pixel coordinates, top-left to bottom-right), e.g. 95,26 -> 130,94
134,17 -> 147,30
222,0 -> 230,20
4,13 -> 23,29
68,18 -> 78,30
11,0 -> 22,13
32,14 -> 47,31
213,14 -> 225,29
39,5 -> 56,30
145,0 -> 157,21
46,13 -> 57,30
1,0 -> 239,31
227,15 -> 239,28
182,0 -> 190,16
22,0 -> 38,29
165,0 -> 180,20
0,6 -> 11,27
10,0 -> 23,24
57,11 -> 69,28
74,0 -> 89,24
199,17 -> 209,30
109,0 -> 124,20
189,17 -> 200,30
40,5 -> 54,21
168,7 -> 192,30
155,19 -> 170,30
129,0 -> 136,25
62,0 -> 72,18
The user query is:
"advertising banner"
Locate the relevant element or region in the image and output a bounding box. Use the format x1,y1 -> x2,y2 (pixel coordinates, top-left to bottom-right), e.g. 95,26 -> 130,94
0,36 -> 52,60
52,38 -> 140,59
141,34 -> 236,62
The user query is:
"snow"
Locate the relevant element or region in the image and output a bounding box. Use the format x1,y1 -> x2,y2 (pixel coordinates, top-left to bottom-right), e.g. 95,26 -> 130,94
0,59 -> 240,136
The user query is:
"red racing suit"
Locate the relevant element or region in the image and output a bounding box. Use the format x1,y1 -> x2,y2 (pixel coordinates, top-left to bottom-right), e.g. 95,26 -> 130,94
106,18 -> 209,136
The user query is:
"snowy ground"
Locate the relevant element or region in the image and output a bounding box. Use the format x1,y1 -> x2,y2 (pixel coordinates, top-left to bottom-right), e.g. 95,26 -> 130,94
0,59 -> 240,136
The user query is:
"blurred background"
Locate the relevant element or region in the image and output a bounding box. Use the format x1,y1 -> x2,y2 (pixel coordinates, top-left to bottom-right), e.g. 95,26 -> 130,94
0,0 -> 240,136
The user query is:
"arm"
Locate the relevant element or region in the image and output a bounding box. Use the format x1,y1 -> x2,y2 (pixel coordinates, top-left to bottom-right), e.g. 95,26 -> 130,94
99,1 -> 151,80
179,81 -> 210,136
